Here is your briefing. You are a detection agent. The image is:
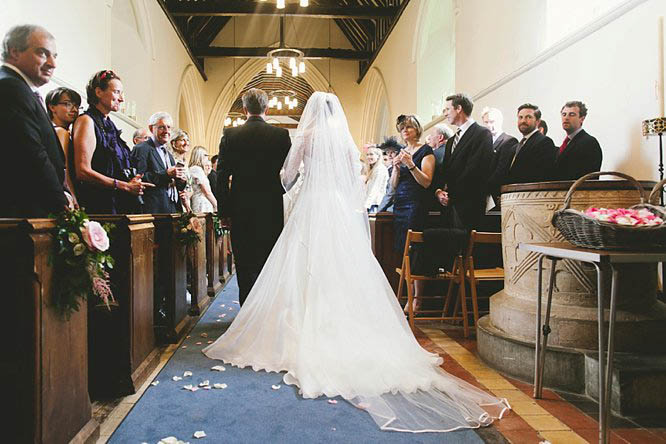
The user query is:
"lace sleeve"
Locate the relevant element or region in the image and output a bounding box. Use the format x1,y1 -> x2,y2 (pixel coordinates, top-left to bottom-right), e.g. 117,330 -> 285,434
281,133 -> 307,192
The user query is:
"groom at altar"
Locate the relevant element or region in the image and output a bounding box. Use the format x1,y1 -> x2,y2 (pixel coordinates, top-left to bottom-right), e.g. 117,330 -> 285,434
217,88 -> 291,305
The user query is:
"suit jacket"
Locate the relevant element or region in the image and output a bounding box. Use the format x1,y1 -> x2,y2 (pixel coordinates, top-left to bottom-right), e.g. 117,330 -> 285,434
207,169 -> 218,200
553,129 -> 602,180
131,138 -> 182,213
0,66 -> 67,217
504,131 -> 556,185
430,144 -> 447,211
439,122 -> 494,229
217,116 -> 291,220
487,132 -> 518,195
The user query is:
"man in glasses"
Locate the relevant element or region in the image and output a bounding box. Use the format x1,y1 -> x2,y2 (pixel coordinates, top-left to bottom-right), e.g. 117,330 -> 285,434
0,24 -> 69,217
131,112 -> 188,214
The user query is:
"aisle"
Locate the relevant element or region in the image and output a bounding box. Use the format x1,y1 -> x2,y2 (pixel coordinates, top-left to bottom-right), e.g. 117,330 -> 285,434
108,277 -> 483,443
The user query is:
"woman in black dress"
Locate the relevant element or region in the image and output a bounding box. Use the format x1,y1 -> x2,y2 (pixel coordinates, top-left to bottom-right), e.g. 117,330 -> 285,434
390,114 -> 435,311
72,70 -> 150,214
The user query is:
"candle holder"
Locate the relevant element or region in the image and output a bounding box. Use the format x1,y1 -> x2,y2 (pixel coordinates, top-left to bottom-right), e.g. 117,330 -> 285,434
642,117 -> 666,205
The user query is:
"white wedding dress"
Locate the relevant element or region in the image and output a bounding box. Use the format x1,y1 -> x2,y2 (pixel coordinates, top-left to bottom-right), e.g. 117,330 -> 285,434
203,92 -> 509,432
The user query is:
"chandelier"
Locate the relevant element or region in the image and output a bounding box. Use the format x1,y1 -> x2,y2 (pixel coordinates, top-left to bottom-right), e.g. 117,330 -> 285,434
224,112 -> 246,127
265,16 -> 306,78
261,0 -> 309,7
268,90 -> 298,111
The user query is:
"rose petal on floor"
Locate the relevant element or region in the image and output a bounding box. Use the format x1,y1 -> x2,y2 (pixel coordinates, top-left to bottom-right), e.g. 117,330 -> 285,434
271,384 -> 281,390
193,431 -> 206,439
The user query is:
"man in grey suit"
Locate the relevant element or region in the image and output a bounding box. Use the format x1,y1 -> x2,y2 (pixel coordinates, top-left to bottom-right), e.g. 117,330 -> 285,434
217,88 -> 291,305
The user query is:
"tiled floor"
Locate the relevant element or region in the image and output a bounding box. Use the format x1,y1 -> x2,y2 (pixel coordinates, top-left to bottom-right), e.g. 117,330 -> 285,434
94,322 -> 666,443
416,325 -> 666,444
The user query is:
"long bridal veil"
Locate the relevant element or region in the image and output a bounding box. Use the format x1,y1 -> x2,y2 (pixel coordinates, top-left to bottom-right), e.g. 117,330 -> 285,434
204,92 -> 509,433
282,92 -> 509,432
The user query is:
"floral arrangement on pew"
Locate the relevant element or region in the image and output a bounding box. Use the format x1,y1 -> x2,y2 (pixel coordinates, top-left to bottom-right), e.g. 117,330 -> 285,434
584,207 -> 664,226
50,208 -> 115,318
176,211 -> 203,248
212,214 -> 226,238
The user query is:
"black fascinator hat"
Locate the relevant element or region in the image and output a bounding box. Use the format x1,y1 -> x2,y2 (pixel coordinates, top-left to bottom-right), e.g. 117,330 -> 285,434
377,136 -> 403,153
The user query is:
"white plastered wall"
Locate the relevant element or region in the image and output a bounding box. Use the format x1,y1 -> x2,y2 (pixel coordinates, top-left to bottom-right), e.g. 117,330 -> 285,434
455,0 -> 665,181
1,0 -> 206,146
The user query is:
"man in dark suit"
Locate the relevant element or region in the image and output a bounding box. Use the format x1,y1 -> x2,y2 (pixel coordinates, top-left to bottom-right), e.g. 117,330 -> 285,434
217,88 -> 291,305
489,103 -> 556,190
131,112 -> 187,213
435,93 -> 494,230
208,154 -> 218,200
0,24 -> 68,217
554,101 -> 602,180
482,107 -> 518,205
428,124 -> 453,213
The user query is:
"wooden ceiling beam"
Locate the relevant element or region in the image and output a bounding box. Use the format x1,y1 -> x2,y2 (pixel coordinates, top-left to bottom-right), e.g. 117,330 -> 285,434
166,2 -> 399,19
195,47 -> 370,60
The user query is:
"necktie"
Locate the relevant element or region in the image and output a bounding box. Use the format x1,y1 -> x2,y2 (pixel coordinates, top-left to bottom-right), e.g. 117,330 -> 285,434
161,147 -> 178,203
451,128 -> 462,153
33,90 -> 45,110
559,137 -> 570,155
510,138 -> 527,169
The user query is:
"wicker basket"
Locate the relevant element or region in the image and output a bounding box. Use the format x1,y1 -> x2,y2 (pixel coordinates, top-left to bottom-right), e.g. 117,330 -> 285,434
551,172 -> 666,250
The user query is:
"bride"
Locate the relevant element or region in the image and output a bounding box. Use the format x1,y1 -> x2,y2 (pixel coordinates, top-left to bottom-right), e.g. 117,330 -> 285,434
203,92 -> 509,433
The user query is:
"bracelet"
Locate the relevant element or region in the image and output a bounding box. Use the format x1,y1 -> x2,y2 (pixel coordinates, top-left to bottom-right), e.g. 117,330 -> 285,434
408,165 -> 416,171
113,179 -> 118,190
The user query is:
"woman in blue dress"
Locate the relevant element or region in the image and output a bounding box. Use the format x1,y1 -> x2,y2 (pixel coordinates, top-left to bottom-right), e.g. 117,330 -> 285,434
390,114 -> 435,311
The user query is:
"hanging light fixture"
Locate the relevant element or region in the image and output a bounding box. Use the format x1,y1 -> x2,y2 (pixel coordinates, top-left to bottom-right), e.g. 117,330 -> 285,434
266,17 -> 306,78
277,0 -> 285,9
300,0 -> 309,6
268,90 -> 297,112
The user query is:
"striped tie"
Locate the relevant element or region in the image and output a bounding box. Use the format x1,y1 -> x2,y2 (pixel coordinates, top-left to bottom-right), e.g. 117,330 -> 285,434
451,128 -> 462,153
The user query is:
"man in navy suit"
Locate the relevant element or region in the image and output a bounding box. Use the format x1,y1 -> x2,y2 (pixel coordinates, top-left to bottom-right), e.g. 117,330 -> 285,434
554,101 -> 602,180
0,24 -> 68,217
131,112 -> 187,213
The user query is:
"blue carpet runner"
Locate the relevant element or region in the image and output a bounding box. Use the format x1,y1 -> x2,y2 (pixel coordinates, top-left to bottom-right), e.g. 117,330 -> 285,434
109,277 -> 484,443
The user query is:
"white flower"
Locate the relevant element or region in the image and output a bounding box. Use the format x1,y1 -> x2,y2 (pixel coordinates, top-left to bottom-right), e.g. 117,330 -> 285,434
73,243 -> 86,256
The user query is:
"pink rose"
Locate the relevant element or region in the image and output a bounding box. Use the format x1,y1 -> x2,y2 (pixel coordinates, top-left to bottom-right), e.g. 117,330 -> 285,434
81,221 -> 110,252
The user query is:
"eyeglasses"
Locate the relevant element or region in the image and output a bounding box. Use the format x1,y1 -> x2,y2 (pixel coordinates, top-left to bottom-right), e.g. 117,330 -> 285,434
57,101 -> 83,111
156,125 -> 172,131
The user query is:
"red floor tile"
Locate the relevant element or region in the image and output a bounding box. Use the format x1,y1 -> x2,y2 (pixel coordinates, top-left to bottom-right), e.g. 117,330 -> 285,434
492,414 -> 536,432
576,428 -> 628,443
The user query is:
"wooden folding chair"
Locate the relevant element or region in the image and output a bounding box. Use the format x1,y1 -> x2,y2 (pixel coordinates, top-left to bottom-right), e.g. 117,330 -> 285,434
464,230 -> 504,333
395,230 -> 470,337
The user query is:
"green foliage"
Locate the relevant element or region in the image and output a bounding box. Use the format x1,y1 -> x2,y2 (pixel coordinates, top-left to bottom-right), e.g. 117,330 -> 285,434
49,208 -> 115,319
176,212 -> 203,248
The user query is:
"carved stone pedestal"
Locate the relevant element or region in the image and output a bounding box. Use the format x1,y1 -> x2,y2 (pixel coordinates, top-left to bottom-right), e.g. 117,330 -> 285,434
478,180 -> 666,416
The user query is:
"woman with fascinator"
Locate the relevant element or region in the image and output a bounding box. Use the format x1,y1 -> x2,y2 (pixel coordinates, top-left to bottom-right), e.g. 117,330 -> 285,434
203,92 -> 509,433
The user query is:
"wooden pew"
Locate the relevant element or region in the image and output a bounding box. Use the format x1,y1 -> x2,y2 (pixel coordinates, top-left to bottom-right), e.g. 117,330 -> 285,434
205,213 -> 222,297
153,214 -> 192,344
189,214 -> 209,315
0,219 -> 98,443
87,214 -> 159,399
